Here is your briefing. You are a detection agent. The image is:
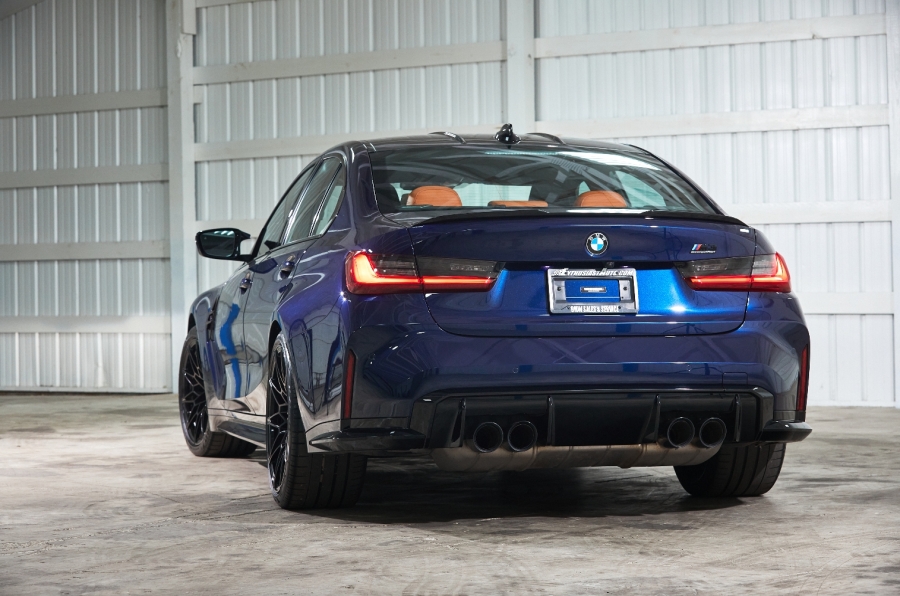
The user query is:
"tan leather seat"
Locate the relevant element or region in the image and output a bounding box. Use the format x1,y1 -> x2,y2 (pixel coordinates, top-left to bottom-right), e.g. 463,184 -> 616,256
488,200 -> 549,208
407,186 -> 462,207
575,190 -> 628,208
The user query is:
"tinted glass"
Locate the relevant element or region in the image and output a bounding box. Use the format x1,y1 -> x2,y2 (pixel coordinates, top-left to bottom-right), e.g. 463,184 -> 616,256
310,164 -> 345,236
284,157 -> 341,244
257,166 -> 314,254
369,147 -> 715,214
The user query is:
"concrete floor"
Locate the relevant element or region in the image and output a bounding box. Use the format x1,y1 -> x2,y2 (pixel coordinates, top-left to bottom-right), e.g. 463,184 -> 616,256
0,395 -> 898,596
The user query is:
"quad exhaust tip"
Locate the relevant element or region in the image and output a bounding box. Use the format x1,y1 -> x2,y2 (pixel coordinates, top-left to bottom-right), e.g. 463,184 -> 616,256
666,417 -> 695,449
698,417 -> 727,448
507,421 -> 538,452
472,422 -> 504,453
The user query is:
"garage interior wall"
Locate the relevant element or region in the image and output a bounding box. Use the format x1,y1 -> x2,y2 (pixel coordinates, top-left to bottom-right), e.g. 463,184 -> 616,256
0,0 -> 898,408
0,0 -> 171,392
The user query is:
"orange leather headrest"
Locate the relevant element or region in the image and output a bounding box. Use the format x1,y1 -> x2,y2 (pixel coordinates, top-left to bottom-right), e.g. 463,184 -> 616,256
488,200 -> 549,208
407,186 -> 462,207
575,190 -> 627,208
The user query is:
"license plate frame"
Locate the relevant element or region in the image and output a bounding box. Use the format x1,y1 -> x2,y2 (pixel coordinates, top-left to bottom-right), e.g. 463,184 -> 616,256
547,267 -> 639,314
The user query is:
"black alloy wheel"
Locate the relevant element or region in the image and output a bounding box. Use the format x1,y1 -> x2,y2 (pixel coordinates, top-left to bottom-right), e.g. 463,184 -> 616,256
266,334 -> 368,510
178,326 -> 256,458
180,332 -> 208,446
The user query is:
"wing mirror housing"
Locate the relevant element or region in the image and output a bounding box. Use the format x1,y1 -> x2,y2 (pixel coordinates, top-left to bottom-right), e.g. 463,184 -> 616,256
195,228 -> 253,261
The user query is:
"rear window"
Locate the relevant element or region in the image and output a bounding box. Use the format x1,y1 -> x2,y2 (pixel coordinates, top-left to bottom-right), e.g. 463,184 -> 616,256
369,146 -> 716,215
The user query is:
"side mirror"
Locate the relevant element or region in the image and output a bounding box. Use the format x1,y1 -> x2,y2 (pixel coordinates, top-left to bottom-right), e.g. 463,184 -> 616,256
195,228 -> 252,261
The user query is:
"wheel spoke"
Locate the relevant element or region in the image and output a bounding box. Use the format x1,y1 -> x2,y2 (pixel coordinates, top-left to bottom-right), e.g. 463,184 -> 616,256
266,347 -> 293,492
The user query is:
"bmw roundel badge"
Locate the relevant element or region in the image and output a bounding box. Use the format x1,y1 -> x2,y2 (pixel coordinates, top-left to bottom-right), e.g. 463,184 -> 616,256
586,232 -> 608,256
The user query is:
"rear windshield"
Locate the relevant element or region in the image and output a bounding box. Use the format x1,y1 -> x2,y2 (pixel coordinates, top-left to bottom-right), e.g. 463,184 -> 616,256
369,146 -> 717,215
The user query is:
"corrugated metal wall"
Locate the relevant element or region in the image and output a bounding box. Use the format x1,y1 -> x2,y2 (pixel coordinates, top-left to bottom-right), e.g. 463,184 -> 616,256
0,0 -> 171,391
1,0 -> 897,405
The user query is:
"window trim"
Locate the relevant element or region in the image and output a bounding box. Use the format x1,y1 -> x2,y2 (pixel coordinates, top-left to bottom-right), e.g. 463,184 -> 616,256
251,160 -> 319,259
280,152 -> 346,246
309,163 -> 347,238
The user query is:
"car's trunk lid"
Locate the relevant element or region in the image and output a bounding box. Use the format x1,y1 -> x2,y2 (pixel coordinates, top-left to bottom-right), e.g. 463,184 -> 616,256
408,215 -> 755,337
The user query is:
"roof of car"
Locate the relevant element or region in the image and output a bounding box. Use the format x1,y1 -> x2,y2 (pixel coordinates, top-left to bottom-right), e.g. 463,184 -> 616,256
362,132 -> 641,153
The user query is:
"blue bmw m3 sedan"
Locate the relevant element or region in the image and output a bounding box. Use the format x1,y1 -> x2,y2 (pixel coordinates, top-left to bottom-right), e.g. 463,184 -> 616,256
179,124 -> 812,510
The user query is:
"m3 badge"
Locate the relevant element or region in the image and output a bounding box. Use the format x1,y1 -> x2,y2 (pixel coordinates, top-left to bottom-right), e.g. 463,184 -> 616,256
691,244 -> 717,254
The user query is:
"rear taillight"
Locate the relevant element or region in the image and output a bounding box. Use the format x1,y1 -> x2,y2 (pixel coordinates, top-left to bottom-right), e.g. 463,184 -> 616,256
678,253 -> 791,292
345,252 -> 500,295
796,345 -> 810,412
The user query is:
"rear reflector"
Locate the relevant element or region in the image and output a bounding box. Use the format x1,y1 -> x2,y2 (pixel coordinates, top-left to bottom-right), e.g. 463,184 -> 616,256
343,350 -> 356,420
345,252 -> 500,295
678,253 -> 791,293
796,345 -> 810,412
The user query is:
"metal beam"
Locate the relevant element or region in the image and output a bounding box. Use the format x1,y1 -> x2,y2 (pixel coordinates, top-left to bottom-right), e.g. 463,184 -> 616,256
0,241 -> 169,262
0,316 -> 171,334
535,14 -> 885,59
728,201 -> 892,226
166,0 -> 198,390
194,41 -> 505,86
887,0 -> 900,408
0,89 -> 167,118
0,164 -> 168,190
0,385 -> 170,394
538,105 -> 888,140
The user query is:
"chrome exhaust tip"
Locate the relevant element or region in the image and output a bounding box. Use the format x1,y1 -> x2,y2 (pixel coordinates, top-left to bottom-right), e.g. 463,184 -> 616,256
666,417 -> 695,449
507,421 -> 538,452
698,417 -> 727,448
472,422 -> 504,453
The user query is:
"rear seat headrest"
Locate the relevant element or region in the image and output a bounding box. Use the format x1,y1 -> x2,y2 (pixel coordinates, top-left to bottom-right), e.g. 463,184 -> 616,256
575,190 -> 628,208
407,186 -> 462,207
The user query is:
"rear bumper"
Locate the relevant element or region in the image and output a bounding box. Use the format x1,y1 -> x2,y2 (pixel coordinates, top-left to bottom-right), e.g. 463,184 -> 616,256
313,388 -> 810,456
759,420 -> 813,442
346,317 -> 810,421
325,306 -> 811,457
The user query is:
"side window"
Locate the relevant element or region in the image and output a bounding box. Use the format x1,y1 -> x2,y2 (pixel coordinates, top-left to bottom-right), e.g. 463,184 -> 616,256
616,172 -> 667,208
257,166 -> 314,254
284,157 -> 342,244
310,164 -> 345,237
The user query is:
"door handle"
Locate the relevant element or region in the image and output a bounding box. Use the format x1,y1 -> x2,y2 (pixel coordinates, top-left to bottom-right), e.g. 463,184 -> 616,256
279,255 -> 297,279
239,276 -> 252,292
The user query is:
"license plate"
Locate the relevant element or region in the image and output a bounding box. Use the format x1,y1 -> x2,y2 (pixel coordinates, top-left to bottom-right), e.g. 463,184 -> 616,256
547,268 -> 639,314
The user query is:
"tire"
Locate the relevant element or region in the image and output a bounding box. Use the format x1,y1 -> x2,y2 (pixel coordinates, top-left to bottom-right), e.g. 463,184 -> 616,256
674,442 -> 786,497
178,326 -> 257,458
266,334 -> 367,510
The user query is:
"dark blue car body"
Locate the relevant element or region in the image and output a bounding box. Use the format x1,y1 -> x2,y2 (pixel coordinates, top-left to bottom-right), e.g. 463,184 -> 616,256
183,132 -> 811,503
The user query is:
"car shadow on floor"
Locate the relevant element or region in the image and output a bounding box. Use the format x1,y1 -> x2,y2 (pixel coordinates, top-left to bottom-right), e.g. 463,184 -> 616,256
250,454 -> 745,523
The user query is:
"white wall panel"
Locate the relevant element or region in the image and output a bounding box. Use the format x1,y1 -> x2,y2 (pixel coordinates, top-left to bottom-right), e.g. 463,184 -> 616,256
537,0 -> 885,36
806,314 -> 894,406
0,0 -> 171,392
538,36 -> 888,121
196,0 -> 502,66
